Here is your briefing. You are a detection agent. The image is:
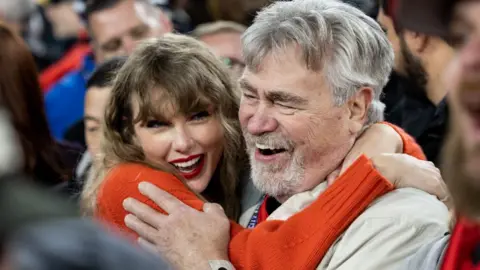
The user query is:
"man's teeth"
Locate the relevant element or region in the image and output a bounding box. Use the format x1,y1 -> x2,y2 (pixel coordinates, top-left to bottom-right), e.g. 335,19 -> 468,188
173,157 -> 201,169
256,143 -> 281,151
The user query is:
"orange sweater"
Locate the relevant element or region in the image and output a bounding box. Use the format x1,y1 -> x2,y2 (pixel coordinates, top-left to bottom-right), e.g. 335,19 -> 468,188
96,123 -> 424,269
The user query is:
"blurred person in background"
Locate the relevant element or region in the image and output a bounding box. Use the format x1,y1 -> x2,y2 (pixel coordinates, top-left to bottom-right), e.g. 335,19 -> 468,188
376,0 -> 453,165
336,0 -> 450,165
45,0 -> 172,144
70,57 -> 128,198
37,0 -> 91,92
0,105 -> 170,270
185,0 -> 270,28
192,21 -> 246,79
0,23 -> 82,192
0,0 -> 36,35
394,0 -> 480,269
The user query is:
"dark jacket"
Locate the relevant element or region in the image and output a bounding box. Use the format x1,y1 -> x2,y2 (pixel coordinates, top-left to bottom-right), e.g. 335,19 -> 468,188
8,219 -> 170,270
382,72 -> 448,165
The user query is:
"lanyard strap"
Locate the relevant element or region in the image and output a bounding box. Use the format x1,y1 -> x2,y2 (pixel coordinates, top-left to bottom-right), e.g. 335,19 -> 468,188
247,196 -> 266,229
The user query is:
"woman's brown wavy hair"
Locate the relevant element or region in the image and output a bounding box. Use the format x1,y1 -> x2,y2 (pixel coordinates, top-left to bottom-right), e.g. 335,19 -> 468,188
82,34 -> 246,219
0,23 -> 72,183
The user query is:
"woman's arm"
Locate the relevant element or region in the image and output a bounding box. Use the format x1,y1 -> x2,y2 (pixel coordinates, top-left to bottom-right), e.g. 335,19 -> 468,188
96,159 -> 392,269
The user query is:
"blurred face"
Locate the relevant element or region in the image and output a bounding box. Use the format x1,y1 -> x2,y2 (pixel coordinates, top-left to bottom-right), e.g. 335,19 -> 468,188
238,48 -> 357,202
132,92 -> 225,194
88,0 -> 172,63
199,31 -> 245,79
84,86 -> 112,157
377,9 -> 404,73
447,1 -> 480,178
378,9 -> 428,93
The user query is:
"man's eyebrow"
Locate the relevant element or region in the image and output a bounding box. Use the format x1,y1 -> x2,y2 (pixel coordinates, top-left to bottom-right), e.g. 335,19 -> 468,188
266,90 -> 308,106
84,116 -> 100,123
239,79 -> 257,94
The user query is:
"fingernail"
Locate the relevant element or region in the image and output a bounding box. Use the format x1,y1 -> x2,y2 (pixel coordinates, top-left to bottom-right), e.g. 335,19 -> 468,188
138,182 -> 148,194
123,198 -> 132,209
124,214 -> 134,227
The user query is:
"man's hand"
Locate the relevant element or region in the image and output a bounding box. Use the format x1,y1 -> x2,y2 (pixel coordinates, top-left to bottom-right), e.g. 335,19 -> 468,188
122,182 -> 231,270
371,153 -> 452,208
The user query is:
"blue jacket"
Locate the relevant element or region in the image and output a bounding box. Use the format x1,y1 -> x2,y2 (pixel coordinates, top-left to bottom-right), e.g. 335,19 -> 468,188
44,55 -> 95,140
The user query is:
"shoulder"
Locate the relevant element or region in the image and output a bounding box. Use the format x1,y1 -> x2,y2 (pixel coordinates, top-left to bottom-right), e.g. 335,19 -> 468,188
321,188 -> 449,269
357,188 -> 449,224
103,163 -> 182,190
45,71 -> 87,102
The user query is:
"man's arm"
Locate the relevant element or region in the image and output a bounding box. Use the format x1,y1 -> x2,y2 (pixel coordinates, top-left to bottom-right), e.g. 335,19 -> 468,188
319,189 -> 449,270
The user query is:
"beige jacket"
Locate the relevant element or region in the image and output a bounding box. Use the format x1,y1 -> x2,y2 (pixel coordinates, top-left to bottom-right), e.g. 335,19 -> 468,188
239,185 -> 449,270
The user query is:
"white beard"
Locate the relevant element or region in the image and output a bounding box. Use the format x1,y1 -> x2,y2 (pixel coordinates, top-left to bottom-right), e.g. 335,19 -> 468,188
248,148 -> 305,199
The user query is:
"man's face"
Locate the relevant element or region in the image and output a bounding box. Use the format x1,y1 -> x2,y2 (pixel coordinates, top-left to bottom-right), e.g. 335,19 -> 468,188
447,1 -> 480,179
199,31 -> 245,79
238,47 -> 357,202
84,86 -> 112,158
88,0 -> 171,63
377,9 -> 428,91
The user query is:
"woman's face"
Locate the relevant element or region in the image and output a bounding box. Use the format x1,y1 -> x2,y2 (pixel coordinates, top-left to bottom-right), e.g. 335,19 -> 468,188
131,95 -> 225,194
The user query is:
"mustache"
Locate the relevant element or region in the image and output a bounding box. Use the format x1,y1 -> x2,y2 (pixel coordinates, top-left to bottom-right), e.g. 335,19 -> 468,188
243,131 -> 294,150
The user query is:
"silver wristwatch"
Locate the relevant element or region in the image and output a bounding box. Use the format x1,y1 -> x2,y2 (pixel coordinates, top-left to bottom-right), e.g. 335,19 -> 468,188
208,260 -> 236,270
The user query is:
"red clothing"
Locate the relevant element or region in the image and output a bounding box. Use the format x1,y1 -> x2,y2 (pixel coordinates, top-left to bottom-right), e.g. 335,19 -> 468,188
442,216 -> 480,270
96,123 -> 425,269
97,156 -> 392,269
39,43 -> 91,92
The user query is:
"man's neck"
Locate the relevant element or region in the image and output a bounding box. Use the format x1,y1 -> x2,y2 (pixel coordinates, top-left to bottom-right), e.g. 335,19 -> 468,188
426,77 -> 447,105
426,43 -> 454,105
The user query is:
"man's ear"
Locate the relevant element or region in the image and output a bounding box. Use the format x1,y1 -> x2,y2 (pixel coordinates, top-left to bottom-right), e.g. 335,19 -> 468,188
347,87 -> 373,133
402,30 -> 430,54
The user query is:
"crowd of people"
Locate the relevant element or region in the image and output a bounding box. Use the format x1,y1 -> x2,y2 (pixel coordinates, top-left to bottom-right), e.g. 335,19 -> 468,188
0,0 -> 479,269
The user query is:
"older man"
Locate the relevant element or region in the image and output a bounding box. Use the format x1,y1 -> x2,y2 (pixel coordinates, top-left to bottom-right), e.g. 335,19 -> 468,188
124,0 -> 449,269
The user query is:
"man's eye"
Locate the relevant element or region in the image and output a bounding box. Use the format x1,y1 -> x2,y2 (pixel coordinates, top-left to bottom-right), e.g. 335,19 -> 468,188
131,26 -> 149,40
102,39 -> 122,52
86,127 -> 99,133
449,33 -> 468,49
243,92 -> 256,99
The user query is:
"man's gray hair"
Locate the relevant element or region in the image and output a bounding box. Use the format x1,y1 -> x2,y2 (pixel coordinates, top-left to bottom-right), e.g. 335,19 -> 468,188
191,21 -> 247,39
0,0 -> 36,23
242,0 -> 394,124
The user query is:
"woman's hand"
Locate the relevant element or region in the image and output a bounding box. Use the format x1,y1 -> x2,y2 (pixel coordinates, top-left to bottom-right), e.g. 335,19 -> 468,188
340,123 -> 403,174
326,123 -> 403,184
372,153 -> 452,208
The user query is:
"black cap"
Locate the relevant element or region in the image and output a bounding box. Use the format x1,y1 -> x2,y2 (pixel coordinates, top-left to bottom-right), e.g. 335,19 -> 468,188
396,0 -> 456,38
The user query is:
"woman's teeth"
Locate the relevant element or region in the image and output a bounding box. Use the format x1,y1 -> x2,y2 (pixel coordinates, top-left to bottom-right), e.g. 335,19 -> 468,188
172,156 -> 202,171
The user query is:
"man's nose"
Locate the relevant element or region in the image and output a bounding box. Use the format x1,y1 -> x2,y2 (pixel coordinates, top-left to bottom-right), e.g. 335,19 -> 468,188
246,105 -> 278,135
122,36 -> 137,55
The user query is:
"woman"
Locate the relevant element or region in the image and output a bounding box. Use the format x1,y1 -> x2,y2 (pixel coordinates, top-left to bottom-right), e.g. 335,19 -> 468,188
86,34 -> 447,269
0,23 -> 82,190
82,33 -> 245,218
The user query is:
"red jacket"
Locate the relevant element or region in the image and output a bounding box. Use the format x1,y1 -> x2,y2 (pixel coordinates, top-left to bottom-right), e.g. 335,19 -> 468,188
442,216 -> 480,270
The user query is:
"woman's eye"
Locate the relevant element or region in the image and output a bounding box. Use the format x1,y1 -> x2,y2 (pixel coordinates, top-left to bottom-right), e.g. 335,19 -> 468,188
146,120 -> 168,128
190,111 -> 211,121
